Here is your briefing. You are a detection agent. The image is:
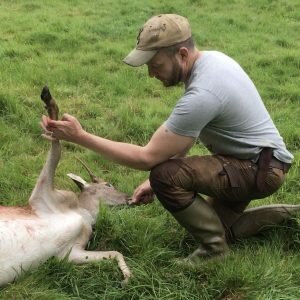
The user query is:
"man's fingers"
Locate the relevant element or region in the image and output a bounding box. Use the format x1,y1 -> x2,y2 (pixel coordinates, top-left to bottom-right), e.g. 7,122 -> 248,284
40,121 -> 52,134
41,115 -> 58,131
129,194 -> 153,206
128,196 -> 142,205
41,133 -> 58,141
61,113 -> 73,121
41,114 -> 48,123
131,187 -> 142,201
41,115 -> 51,128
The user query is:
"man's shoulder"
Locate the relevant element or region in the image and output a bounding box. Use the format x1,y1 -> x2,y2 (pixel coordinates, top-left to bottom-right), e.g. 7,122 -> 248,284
200,50 -> 231,60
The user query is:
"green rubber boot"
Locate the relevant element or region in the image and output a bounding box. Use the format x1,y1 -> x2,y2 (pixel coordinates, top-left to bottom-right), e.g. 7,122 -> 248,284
172,196 -> 229,263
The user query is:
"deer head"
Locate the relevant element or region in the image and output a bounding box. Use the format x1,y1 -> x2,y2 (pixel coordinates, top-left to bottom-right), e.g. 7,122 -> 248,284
67,158 -> 130,211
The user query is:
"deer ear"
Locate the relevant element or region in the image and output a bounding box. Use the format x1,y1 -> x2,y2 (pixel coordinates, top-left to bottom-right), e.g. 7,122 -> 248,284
67,173 -> 90,190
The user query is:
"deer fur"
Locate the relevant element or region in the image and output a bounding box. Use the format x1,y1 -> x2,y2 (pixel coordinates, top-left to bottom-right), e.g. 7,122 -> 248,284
0,87 -> 131,287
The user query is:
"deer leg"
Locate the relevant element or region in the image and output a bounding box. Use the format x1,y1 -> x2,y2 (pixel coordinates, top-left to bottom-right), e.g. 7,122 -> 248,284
29,87 -> 61,204
68,248 -> 131,284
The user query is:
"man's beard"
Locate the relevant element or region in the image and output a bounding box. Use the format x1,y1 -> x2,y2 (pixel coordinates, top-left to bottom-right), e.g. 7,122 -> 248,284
163,59 -> 182,87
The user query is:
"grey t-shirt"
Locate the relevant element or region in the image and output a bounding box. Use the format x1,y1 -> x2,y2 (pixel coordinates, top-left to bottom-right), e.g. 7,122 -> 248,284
165,51 -> 293,163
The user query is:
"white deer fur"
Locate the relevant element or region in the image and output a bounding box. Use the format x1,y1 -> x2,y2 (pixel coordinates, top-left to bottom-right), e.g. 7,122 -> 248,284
0,140 -> 131,287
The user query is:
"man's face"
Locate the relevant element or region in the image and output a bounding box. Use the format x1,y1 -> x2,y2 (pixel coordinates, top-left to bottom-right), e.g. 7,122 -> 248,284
146,50 -> 183,87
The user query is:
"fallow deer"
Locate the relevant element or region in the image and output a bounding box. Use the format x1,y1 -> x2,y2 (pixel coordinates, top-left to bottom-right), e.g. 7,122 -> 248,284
0,87 -> 131,287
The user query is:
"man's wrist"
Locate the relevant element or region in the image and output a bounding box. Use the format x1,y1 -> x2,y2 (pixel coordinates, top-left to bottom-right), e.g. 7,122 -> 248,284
74,129 -> 89,145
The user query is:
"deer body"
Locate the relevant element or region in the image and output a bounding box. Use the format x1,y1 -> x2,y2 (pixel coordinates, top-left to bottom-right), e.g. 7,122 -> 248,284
0,88 -> 131,287
0,210 -> 83,285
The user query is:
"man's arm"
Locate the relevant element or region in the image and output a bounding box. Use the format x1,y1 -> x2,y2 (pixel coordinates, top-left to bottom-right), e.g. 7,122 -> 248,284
41,114 -> 196,171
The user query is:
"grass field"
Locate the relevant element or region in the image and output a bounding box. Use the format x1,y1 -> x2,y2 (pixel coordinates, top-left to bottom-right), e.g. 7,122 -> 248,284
0,0 -> 299,299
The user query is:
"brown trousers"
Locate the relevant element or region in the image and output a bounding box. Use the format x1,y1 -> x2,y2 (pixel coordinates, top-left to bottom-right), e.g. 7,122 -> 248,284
149,155 -> 286,230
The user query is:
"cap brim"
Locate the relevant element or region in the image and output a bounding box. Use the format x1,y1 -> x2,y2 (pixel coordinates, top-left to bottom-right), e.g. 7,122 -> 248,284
123,48 -> 157,67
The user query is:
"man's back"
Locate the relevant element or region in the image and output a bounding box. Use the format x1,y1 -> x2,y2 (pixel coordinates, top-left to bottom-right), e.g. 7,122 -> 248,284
165,51 -> 293,163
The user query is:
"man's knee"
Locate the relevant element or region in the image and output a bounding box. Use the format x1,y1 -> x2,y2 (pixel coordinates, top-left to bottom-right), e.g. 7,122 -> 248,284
150,160 -> 180,190
149,159 -> 195,212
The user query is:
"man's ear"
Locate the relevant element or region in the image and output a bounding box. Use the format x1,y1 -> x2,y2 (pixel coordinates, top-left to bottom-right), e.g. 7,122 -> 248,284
178,47 -> 189,62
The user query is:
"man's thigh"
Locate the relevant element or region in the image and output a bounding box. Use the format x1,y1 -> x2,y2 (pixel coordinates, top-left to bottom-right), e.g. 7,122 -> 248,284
150,155 -> 258,212
150,154 -> 285,212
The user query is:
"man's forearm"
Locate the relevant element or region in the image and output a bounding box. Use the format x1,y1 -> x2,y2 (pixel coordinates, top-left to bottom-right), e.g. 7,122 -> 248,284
74,131 -> 152,170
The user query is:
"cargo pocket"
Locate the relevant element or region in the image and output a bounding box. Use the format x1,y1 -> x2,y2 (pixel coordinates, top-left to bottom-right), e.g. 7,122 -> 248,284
221,162 -> 240,188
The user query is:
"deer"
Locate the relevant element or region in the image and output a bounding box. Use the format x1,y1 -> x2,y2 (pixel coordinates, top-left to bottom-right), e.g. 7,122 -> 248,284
0,86 -> 131,287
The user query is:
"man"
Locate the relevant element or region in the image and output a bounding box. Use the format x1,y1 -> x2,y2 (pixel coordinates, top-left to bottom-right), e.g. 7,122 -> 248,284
41,14 -> 299,263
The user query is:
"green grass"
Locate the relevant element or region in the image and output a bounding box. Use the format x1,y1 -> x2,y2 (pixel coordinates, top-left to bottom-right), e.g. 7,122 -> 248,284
0,0 -> 299,299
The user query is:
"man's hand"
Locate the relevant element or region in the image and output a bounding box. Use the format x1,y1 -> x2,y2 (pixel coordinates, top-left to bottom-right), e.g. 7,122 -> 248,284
129,179 -> 154,205
40,113 -> 85,142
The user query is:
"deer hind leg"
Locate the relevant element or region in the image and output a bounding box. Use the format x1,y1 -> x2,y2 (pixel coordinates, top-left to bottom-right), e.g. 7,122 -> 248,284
68,248 -> 131,285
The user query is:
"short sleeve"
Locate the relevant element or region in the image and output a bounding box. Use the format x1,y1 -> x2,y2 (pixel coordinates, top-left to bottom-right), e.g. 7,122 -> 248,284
164,88 -> 222,137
